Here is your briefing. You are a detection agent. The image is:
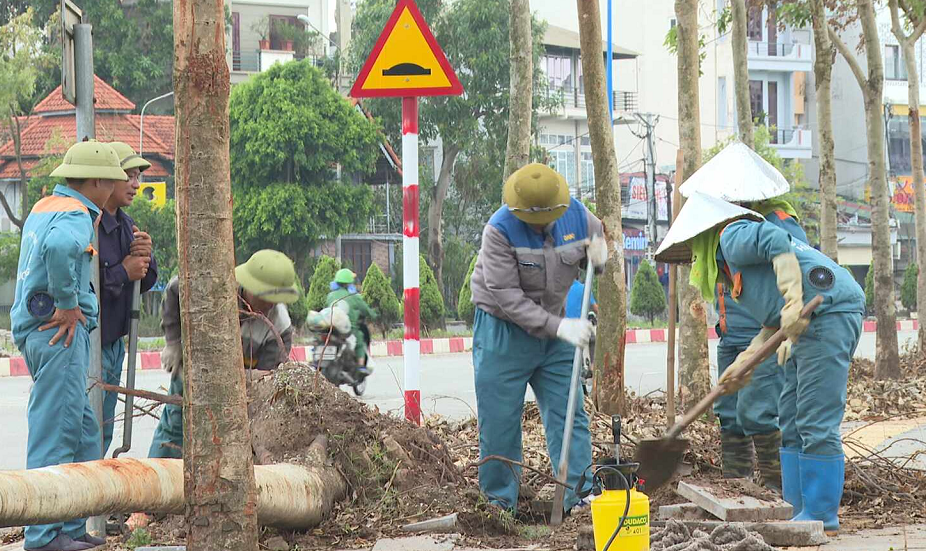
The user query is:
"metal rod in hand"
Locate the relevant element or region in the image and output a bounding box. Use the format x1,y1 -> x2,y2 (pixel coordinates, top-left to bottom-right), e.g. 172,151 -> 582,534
664,295 -> 824,441
112,280 -> 141,458
550,266 -> 595,525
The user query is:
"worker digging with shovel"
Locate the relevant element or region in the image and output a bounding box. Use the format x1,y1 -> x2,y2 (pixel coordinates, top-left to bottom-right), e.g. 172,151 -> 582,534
676,142 -> 809,493
650,190 -> 864,532
469,163 -> 608,518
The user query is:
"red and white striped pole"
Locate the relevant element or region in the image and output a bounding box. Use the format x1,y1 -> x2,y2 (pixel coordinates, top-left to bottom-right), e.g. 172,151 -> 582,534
402,96 -> 421,425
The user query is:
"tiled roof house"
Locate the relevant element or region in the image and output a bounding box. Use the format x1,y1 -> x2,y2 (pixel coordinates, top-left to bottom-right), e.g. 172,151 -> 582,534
0,76 -> 175,230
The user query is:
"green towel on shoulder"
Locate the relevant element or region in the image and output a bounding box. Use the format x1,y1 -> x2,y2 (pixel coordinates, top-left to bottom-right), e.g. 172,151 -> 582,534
689,229 -> 722,304
751,198 -> 799,221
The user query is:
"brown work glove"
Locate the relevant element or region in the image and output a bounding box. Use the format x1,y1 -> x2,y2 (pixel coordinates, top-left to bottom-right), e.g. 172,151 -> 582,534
718,327 -> 775,394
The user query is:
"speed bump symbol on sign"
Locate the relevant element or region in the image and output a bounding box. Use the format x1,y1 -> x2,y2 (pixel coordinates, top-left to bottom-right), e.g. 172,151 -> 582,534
350,0 -> 462,98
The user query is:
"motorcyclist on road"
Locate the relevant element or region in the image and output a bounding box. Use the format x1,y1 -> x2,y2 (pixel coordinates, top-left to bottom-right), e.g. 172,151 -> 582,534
326,268 -> 377,370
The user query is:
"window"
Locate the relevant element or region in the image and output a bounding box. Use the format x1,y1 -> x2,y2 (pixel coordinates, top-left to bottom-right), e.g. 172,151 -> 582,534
717,77 -> 728,128
749,80 -> 764,125
232,12 -> 240,70
581,152 -> 595,193
542,54 -> 574,92
269,15 -> 299,51
548,150 -> 577,186
885,45 -> 908,80
747,5 -> 763,41
669,18 -> 677,29
767,81 -> 778,136
342,241 -> 373,281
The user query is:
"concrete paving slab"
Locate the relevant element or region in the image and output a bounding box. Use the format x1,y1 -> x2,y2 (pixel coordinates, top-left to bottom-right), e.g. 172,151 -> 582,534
371,533 -> 461,551
677,480 -> 793,522
658,502 -> 720,520
782,525 -> 926,550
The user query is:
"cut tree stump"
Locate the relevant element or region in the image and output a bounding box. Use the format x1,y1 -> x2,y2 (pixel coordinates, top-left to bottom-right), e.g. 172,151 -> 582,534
676,480 -> 793,521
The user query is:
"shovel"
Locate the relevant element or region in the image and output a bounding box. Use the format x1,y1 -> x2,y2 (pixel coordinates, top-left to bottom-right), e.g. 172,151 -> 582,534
112,280 -> 142,458
550,267 -> 595,526
634,295 -> 824,491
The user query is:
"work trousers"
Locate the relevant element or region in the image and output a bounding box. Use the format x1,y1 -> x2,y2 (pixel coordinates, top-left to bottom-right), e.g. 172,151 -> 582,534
101,338 -> 126,455
714,340 -> 782,436
148,372 -> 183,459
779,313 -> 862,456
23,326 -> 101,549
473,308 -> 591,512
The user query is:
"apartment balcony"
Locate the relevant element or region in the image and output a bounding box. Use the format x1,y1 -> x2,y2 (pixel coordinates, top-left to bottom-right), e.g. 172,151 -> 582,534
747,41 -> 812,72
769,127 -> 812,159
544,84 -> 638,119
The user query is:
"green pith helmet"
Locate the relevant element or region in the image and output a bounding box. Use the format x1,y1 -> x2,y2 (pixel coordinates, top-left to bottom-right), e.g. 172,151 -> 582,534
109,141 -> 151,173
334,268 -> 356,285
50,140 -> 128,181
503,163 -> 571,225
235,249 -> 299,304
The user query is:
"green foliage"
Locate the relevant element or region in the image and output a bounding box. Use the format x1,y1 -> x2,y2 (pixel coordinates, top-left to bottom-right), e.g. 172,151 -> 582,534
126,528 -> 152,550
901,262 -> 918,312
457,255 -> 478,327
287,279 -> 310,329
419,256 -> 445,331
306,255 -> 340,312
362,263 -> 400,335
716,6 -> 732,35
0,8 -> 55,120
663,27 -> 708,75
0,232 -> 20,282
125,198 -> 178,282
229,60 -> 380,186
630,260 -> 667,323
865,262 -> 875,313
441,236 -> 475,315
232,182 -> 373,281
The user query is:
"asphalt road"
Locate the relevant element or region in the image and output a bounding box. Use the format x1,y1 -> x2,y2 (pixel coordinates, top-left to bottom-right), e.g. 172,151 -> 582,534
0,330 -> 915,471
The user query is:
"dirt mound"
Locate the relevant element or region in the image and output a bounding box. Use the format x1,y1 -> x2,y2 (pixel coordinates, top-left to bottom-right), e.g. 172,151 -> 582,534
248,363 -> 513,547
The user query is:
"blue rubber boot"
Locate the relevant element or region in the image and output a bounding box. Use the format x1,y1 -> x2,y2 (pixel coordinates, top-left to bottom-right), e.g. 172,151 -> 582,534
792,453 -> 844,531
780,448 -> 802,515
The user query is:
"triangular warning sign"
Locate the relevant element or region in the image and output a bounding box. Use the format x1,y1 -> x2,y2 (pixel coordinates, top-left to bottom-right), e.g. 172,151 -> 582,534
350,0 -> 463,98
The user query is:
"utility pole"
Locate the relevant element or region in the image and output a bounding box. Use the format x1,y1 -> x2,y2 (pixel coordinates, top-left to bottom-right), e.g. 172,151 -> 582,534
75,19 -> 105,540
636,113 -> 659,259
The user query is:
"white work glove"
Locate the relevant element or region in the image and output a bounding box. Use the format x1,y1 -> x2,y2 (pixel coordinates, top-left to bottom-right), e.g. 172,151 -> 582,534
556,318 -> 593,349
777,339 -> 793,366
718,327 -> 775,394
161,342 -> 182,378
587,234 -> 609,269
772,253 -> 809,343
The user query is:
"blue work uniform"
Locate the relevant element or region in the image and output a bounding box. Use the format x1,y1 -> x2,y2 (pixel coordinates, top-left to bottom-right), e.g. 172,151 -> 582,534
99,208 -> 158,455
714,209 -> 808,437
469,198 -> 603,512
11,185 -> 103,549
565,279 -> 596,319
717,219 -> 864,456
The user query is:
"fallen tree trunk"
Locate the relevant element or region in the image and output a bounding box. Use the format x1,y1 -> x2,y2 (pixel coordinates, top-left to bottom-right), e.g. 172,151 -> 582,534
0,457 -> 346,529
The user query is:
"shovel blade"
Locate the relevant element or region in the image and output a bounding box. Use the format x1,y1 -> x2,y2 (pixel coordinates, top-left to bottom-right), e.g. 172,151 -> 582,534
633,437 -> 689,491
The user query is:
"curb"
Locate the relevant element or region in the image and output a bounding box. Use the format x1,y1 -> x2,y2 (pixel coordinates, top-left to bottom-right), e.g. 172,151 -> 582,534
0,321 -> 916,378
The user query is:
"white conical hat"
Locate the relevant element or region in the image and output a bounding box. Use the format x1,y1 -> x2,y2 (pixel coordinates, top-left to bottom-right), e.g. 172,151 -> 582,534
655,192 -> 764,263
679,142 -> 790,201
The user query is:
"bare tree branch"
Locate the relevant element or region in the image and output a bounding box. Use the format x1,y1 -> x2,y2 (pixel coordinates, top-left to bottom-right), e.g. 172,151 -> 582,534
828,23 -> 868,93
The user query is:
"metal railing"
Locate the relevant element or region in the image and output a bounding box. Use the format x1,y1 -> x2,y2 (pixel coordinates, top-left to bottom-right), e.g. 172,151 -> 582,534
547,84 -> 638,113
232,50 -> 260,72
747,41 -> 796,57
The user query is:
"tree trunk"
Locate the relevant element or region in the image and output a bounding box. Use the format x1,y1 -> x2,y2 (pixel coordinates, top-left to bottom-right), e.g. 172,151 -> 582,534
675,0 -> 711,406
892,10 -> 926,352
427,143 -> 459,308
504,0 -> 532,181
812,0 -> 838,260
858,0 -> 901,379
173,0 -> 260,547
731,0 -> 754,148
0,457 -> 346,529
577,0 -> 627,415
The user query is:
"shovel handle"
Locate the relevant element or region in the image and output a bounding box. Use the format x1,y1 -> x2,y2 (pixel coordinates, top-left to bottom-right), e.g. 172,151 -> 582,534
664,295 -> 823,440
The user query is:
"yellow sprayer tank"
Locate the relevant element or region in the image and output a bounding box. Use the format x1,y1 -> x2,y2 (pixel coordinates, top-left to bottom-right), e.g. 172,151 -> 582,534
590,487 -> 650,551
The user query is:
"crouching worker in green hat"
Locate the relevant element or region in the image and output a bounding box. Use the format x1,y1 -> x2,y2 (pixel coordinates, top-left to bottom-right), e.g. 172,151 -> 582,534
148,249 -> 298,459
12,141 -> 126,551
469,163 -> 608,515
655,192 -> 864,532
326,268 -> 377,373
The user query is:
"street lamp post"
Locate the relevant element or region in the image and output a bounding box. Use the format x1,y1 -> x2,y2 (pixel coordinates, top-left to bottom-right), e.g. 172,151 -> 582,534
140,91 -> 174,157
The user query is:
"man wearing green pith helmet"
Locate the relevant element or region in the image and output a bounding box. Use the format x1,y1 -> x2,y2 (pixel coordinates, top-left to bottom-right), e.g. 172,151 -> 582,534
148,249 -> 297,459
326,268 -> 377,370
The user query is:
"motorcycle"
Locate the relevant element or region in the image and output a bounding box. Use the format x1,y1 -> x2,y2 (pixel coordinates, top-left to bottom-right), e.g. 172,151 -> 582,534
309,322 -> 372,396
